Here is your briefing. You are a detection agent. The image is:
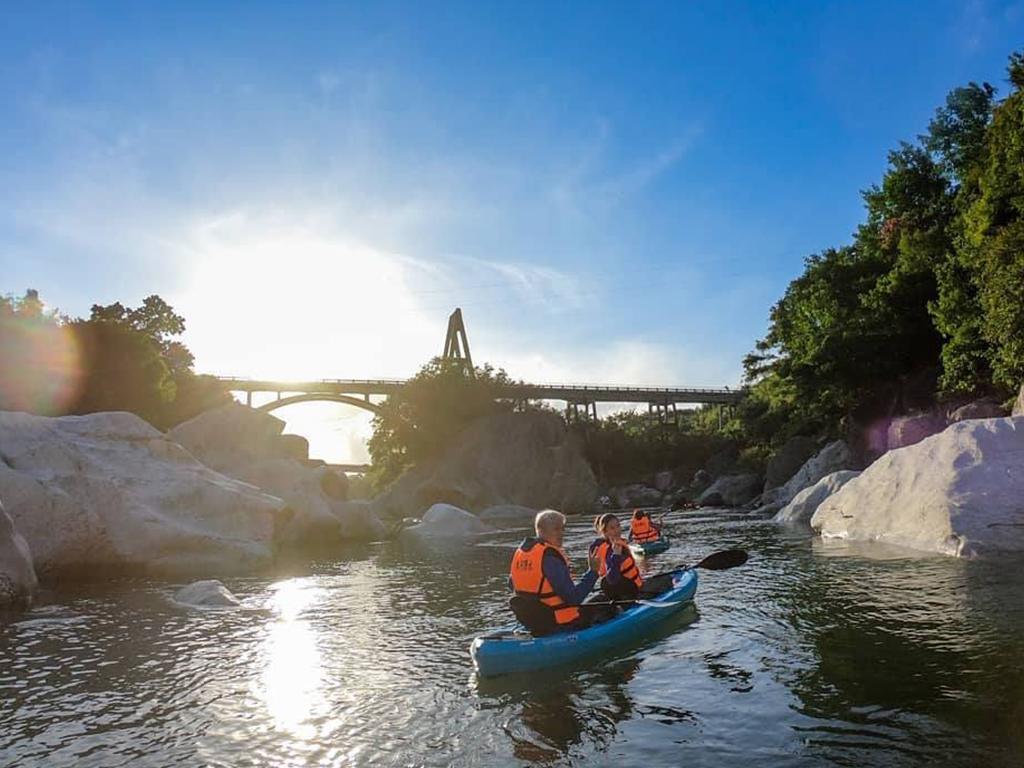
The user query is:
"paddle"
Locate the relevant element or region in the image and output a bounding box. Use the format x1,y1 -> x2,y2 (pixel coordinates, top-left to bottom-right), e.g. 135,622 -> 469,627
648,548 -> 749,580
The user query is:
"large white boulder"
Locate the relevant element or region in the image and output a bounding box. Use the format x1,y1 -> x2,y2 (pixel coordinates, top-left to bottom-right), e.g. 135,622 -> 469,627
763,440 -> 856,508
169,404 -> 381,544
1014,384 -> 1024,417
775,470 -> 860,526
173,579 -> 241,608
0,411 -> 286,576
0,499 -> 36,605
372,411 -> 598,519
811,417 -> 1024,556
399,503 -> 491,541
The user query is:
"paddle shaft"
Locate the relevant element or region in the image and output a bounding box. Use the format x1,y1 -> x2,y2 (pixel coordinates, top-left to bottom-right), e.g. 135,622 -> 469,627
645,548 -> 749,581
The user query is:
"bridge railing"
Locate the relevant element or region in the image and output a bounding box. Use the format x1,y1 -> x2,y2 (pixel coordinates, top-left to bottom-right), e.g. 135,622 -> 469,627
215,376 -> 739,396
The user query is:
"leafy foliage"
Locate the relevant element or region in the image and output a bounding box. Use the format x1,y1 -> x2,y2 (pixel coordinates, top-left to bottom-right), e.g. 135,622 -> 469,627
740,52 -> 1024,447
367,357 -> 518,489
0,290 -> 228,428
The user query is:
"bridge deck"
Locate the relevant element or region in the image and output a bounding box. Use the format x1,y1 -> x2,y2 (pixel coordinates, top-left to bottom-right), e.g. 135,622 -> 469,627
216,377 -> 742,405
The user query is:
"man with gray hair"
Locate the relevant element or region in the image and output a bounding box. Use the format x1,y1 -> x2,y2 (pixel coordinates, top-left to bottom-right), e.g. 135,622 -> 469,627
508,509 -> 604,636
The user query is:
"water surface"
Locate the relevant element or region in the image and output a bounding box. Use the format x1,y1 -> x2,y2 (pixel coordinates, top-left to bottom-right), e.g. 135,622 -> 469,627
3,510 -> 1024,767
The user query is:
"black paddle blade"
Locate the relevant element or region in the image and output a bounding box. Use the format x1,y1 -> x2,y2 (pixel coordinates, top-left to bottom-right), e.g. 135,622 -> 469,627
695,549 -> 748,570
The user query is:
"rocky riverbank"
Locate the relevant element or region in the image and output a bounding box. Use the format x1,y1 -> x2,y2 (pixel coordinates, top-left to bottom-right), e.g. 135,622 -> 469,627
0,405 -> 598,605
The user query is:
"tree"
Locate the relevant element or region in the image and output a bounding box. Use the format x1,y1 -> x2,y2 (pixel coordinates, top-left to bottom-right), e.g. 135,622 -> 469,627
962,53 -> 1024,389
66,319 -> 175,424
367,357 -> 516,488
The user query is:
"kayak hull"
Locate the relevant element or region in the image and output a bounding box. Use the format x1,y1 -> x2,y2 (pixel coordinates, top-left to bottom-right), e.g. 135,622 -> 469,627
470,568 -> 697,678
629,537 -> 671,558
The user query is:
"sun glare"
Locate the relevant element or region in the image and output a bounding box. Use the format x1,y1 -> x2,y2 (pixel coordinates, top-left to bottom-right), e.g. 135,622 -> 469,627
176,213 -> 439,381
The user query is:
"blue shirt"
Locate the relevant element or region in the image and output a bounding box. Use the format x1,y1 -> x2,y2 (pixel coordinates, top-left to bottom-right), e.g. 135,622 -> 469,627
509,538 -> 596,605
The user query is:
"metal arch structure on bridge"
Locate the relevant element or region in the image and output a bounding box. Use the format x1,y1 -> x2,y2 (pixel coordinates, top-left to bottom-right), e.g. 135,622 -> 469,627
256,392 -> 384,416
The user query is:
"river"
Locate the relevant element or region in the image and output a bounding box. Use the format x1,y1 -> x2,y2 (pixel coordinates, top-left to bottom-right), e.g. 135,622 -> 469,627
2,509 -> 1024,767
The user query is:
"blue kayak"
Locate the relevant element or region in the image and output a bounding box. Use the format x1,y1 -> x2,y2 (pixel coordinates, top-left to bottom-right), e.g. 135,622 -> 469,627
629,536 -> 671,558
470,568 -> 698,677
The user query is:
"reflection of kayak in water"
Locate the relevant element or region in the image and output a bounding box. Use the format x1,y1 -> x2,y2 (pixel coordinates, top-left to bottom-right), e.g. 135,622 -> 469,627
470,568 -> 698,678
629,537 -> 671,558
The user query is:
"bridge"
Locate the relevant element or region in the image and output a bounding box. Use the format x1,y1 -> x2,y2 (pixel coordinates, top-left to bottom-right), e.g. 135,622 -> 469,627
213,309 -> 743,423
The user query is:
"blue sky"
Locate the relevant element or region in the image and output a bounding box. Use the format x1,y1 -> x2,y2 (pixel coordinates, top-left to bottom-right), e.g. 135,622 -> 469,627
2,2 -> 1023,459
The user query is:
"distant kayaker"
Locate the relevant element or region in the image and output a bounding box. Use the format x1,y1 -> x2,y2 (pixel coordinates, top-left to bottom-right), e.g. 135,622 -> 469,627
508,509 -> 605,636
628,509 -> 661,544
591,513 -> 675,600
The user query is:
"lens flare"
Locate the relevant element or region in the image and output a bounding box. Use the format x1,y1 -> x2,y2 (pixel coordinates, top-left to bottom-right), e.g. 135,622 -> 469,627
0,320 -> 84,414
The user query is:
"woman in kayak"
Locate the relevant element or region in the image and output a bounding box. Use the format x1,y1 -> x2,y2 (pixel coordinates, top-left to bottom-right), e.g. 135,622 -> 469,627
590,513 -> 643,601
508,509 -> 608,636
628,509 -> 662,544
591,513 -> 675,600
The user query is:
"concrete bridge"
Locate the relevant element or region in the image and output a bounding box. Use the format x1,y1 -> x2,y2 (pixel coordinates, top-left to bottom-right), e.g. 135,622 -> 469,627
216,376 -> 742,422
213,308 -> 743,423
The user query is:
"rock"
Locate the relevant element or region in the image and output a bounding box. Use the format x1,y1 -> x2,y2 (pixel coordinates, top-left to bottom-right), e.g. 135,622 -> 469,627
703,446 -> 739,478
277,434 -> 310,460
399,503 -> 490,540
332,500 -> 388,540
371,411 -> 598,520
949,400 -> 1005,422
690,469 -> 712,490
698,473 -> 762,507
763,436 -> 818,490
167,402 -> 291,471
0,500 -> 36,605
611,484 -> 663,509
887,412 -> 947,451
762,440 -> 857,508
174,579 -> 241,608
478,504 -> 539,525
319,470 -> 349,500
775,470 -> 861,526
228,458 -> 349,546
1013,384 -> 1024,417
0,411 -> 286,576
811,417 -> 1024,556
653,471 -> 675,492
170,405 -> 373,544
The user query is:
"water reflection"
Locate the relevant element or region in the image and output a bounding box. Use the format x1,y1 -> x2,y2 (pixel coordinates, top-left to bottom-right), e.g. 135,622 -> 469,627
259,579 -> 324,739
4,512 -> 1024,766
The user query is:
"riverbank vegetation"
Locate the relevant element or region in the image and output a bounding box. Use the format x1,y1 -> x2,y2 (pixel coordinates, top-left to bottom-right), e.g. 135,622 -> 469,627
735,51 -> 1024,449
0,291 -> 228,428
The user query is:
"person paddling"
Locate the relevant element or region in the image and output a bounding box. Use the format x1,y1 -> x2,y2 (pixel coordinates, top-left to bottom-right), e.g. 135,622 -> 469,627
508,509 -> 604,636
591,513 -> 675,600
628,509 -> 662,544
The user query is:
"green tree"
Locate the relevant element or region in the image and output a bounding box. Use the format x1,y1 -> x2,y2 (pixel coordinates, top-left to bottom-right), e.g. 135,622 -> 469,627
962,53 -> 1024,390
66,319 -> 176,423
367,357 -> 517,488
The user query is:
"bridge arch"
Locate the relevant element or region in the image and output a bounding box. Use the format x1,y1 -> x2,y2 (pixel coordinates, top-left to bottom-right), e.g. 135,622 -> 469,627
257,393 -> 383,416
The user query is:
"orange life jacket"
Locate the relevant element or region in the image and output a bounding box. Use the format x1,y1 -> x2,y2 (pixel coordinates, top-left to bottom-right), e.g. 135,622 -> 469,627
509,539 -> 581,625
594,539 -> 643,588
630,515 -> 660,543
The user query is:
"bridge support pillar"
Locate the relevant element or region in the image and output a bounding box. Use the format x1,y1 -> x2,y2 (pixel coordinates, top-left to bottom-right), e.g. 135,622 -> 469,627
565,400 -> 597,424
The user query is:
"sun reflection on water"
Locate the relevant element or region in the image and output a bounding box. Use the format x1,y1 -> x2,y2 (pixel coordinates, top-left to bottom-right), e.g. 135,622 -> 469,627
259,579 -> 325,741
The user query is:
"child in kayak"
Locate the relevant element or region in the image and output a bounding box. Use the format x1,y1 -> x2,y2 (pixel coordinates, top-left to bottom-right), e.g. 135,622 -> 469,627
592,513 -> 675,600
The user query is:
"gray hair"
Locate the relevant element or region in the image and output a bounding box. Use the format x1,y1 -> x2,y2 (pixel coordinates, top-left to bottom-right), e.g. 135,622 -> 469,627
534,509 -> 566,536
